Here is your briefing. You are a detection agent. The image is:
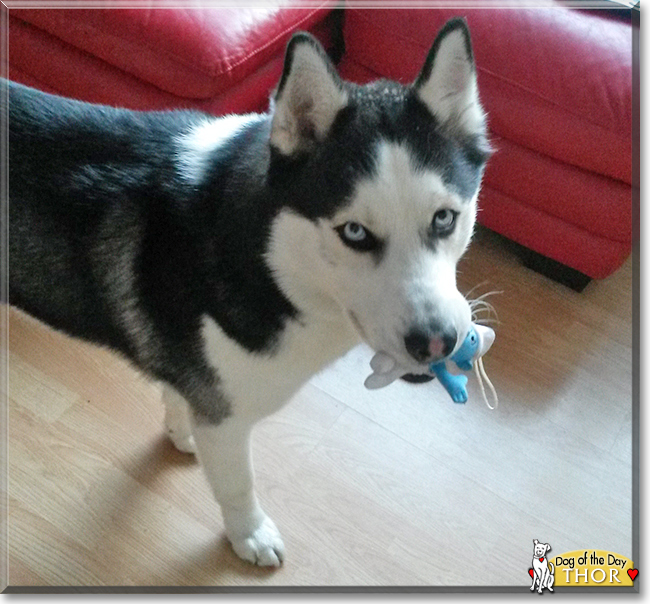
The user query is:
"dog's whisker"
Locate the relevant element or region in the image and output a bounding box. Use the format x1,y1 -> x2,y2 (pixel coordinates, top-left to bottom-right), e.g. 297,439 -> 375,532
466,288 -> 502,326
464,280 -> 489,298
468,300 -> 494,314
473,317 -> 500,326
470,307 -> 492,317
469,300 -> 499,324
474,290 -> 503,301
468,298 -> 492,308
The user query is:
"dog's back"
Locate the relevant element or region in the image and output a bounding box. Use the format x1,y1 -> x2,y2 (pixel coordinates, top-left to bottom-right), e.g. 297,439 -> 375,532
8,81 -> 199,352
6,80 -> 289,424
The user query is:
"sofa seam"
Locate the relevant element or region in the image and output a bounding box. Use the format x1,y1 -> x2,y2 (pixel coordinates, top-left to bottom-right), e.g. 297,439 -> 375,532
9,20 -> 194,107
479,179 -> 631,245
11,14 -> 213,89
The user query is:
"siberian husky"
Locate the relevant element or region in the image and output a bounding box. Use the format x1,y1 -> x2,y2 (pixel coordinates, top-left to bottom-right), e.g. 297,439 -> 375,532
8,18 -> 490,566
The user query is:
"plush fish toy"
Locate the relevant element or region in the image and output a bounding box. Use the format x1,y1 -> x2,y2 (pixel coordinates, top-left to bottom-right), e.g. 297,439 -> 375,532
364,323 -> 498,408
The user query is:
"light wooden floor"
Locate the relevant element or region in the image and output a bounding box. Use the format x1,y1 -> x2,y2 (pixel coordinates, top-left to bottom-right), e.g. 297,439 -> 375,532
6,227 -> 633,588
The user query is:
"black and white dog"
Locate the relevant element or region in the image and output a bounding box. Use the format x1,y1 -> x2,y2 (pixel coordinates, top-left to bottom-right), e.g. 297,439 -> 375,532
8,19 -> 489,566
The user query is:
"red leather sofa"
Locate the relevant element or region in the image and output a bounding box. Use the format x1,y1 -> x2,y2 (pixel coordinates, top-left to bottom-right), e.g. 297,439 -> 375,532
7,3 -> 634,285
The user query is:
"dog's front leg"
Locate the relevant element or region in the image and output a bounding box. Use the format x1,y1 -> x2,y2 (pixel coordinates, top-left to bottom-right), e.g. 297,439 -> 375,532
191,416 -> 284,567
163,386 -> 197,454
538,569 -> 547,594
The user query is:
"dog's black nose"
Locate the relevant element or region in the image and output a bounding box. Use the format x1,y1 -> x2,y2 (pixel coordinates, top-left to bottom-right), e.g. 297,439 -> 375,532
441,332 -> 457,358
404,330 -> 431,362
404,328 -> 457,362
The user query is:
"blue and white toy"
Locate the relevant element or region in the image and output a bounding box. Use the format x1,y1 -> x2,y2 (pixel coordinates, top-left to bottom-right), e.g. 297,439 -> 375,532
364,323 -> 498,408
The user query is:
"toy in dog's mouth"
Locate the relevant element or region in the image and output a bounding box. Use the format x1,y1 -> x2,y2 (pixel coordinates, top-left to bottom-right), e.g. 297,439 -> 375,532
364,322 -> 498,409
473,324 -> 495,356
347,309 -> 481,385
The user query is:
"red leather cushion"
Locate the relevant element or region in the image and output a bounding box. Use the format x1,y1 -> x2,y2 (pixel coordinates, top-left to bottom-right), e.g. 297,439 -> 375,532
9,18 -> 280,116
478,185 -> 630,280
12,3 -> 334,100
9,16 -> 189,110
343,7 -> 632,185
483,136 -> 631,244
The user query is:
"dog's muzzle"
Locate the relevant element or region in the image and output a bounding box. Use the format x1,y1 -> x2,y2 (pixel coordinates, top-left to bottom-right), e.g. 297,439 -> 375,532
403,326 -> 457,363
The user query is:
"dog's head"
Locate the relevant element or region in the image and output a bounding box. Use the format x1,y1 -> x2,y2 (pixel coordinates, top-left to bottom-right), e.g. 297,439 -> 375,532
267,19 -> 490,371
533,540 -> 551,558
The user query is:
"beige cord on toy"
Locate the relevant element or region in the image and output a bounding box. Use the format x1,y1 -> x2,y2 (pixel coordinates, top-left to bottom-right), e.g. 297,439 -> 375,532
474,355 -> 498,409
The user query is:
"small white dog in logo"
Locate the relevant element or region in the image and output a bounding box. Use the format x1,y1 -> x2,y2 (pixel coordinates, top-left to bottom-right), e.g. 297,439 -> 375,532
530,539 -> 555,594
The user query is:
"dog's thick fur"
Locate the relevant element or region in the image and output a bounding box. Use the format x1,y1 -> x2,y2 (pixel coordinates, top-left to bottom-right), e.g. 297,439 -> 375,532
8,19 -> 489,566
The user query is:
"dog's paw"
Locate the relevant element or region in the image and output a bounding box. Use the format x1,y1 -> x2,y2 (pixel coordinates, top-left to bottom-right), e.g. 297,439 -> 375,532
228,516 -> 285,567
164,403 -> 197,454
167,430 -> 197,454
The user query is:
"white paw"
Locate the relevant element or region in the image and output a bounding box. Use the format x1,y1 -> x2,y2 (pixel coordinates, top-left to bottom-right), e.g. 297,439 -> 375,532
164,402 -> 197,454
167,429 -> 197,454
228,516 -> 285,567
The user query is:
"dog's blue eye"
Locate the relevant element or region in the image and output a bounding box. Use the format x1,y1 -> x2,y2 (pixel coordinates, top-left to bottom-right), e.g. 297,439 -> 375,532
432,209 -> 457,234
343,222 -> 366,242
335,222 -> 382,253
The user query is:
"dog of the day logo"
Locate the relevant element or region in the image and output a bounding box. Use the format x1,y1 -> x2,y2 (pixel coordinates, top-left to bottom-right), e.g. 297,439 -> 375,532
529,539 -> 555,594
528,543 -> 637,590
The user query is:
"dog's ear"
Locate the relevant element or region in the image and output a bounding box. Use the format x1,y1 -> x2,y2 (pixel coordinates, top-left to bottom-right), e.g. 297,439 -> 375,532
413,18 -> 486,136
545,544 -> 551,554
270,32 -> 348,155
533,539 -> 539,546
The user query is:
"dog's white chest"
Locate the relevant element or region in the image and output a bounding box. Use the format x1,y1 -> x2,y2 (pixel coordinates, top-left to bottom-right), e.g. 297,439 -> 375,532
201,314 -> 358,418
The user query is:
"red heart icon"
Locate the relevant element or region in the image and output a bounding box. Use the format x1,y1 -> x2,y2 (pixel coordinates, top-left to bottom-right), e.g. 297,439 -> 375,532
528,568 -> 534,578
628,569 -> 638,581
539,557 -> 544,562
